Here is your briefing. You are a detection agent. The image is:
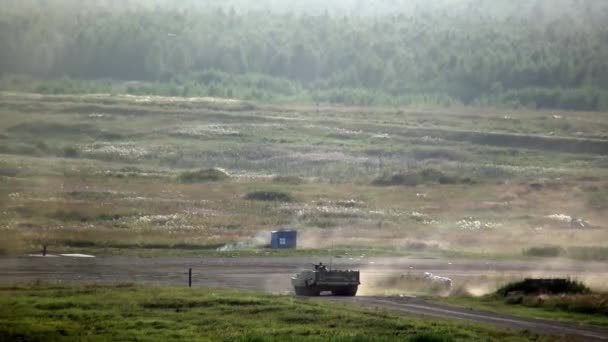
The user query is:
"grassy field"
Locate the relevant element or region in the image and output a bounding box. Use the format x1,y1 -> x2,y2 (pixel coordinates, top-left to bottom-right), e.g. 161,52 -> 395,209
0,284 -> 554,341
439,293 -> 608,328
438,279 -> 608,327
1,91 -> 607,258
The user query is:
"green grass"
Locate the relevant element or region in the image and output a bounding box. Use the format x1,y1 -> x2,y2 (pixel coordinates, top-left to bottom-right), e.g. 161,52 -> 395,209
439,295 -> 608,327
440,278 -> 607,328
0,284 -> 550,341
523,246 -> 608,261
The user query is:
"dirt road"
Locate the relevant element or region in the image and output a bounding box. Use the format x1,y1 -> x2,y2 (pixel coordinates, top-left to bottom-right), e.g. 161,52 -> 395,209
1,255 -> 607,340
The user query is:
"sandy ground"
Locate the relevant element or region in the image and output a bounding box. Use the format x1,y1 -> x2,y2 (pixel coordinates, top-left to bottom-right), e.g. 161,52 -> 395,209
1,255 -> 607,340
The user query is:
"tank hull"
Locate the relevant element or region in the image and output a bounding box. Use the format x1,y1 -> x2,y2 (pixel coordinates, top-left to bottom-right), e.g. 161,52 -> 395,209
292,267 -> 360,296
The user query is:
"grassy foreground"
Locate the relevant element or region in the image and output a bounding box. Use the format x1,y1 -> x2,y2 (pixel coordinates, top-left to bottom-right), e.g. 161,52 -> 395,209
439,295 -> 608,328
0,285 -> 547,342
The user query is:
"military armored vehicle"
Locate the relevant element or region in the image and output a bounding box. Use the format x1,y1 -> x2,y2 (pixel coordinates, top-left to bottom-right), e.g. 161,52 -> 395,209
292,263 -> 360,296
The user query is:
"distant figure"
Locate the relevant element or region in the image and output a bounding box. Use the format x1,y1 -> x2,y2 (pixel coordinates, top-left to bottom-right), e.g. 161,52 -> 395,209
315,262 -> 328,271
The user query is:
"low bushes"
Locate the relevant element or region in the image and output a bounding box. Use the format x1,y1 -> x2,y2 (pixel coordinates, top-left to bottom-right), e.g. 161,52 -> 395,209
588,188 -> 608,210
493,279 -> 608,316
522,246 -> 565,258
49,210 -> 134,223
0,231 -> 24,256
178,168 -> 230,183
496,278 -> 590,296
245,191 -> 293,202
373,168 -> 475,186
523,245 -> 608,261
272,176 -> 304,185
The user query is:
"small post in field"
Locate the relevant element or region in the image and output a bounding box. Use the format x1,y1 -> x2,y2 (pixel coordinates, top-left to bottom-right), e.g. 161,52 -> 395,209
188,268 -> 192,288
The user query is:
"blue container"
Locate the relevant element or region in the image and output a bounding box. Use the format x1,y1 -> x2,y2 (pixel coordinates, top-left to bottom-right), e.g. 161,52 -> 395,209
270,230 -> 297,249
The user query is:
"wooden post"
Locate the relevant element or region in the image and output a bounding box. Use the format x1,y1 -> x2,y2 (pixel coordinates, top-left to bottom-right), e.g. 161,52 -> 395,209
188,268 -> 192,288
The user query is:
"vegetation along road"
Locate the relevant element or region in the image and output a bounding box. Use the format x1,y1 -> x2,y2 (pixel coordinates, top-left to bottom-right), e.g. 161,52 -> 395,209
1,256 -> 608,340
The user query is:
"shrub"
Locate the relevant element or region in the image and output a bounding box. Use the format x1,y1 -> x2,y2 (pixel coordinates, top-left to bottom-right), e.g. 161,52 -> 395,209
523,246 -> 565,258
178,168 -> 230,183
373,168 -> 470,186
409,147 -> 469,162
588,189 -> 608,210
0,165 -> 19,177
523,245 -> 608,261
496,278 -> 590,297
245,191 -> 293,202
0,231 -> 24,256
49,210 -> 131,222
567,246 -> 608,261
50,210 -> 89,222
63,146 -> 80,158
272,176 -> 304,185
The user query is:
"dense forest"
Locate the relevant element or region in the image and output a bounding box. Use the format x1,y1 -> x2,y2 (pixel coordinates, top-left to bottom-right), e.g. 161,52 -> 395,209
2,0 -> 608,109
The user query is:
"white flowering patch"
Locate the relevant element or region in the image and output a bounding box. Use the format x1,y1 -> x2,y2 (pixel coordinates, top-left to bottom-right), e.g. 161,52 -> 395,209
480,163 -> 568,175
82,142 -> 149,160
334,128 -> 364,136
183,208 -> 221,217
280,201 -> 400,220
171,125 -> 241,137
457,217 -> 502,230
287,151 -> 369,164
419,136 -> 443,143
410,211 -> 428,219
410,211 -> 438,225
546,214 -> 572,223
336,199 -> 362,208
88,113 -> 111,119
137,214 -> 181,224
545,214 -> 592,228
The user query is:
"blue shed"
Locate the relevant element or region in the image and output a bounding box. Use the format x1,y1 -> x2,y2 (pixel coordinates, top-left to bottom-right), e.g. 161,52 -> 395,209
270,230 -> 297,249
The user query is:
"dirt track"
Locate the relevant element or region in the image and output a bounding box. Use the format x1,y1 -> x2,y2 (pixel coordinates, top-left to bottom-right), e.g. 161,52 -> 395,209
1,255 -> 607,340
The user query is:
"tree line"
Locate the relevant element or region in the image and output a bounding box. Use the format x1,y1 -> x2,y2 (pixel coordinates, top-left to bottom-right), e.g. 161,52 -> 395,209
1,0 -> 608,109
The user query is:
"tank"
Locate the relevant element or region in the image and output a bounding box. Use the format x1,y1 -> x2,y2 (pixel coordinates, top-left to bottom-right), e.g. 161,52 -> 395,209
291,263 -> 360,296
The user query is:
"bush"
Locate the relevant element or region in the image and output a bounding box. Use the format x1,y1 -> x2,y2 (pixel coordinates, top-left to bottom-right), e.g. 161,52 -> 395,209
588,189 -> 608,210
409,148 -> 469,162
523,245 -> 608,261
567,246 -> 608,261
272,176 -> 304,185
496,278 -> 590,296
373,168 -> 470,186
0,165 -> 19,177
0,231 -> 24,256
50,210 -> 88,222
178,168 -> 230,183
63,146 -> 80,158
499,88 -> 603,111
49,210 -> 131,222
245,191 -> 293,202
523,246 -> 565,258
